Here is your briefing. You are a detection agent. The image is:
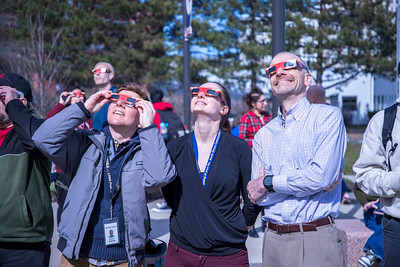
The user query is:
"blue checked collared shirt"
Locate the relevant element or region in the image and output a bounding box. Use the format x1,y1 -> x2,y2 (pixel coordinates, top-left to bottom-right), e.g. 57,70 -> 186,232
252,97 -> 347,224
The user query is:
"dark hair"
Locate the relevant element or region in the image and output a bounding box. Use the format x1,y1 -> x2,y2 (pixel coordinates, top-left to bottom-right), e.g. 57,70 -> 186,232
69,86 -> 87,101
150,89 -> 164,103
244,86 -> 264,109
117,82 -> 149,101
207,81 -> 231,133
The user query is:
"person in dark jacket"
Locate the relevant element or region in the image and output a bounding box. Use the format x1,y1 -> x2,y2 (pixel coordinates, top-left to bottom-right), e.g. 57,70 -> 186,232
33,83 -> 176,267
0,72 -> 53,267
162,82 -> 261,267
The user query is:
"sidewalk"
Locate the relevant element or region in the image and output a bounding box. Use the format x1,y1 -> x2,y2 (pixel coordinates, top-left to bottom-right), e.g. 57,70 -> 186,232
49,175 -> 363,267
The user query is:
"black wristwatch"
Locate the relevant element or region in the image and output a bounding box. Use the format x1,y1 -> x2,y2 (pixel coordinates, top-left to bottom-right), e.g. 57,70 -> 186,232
263,175 -> 275,192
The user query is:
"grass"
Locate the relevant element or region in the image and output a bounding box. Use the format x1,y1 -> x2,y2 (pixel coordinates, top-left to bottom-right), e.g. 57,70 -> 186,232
344,142 -> 362,175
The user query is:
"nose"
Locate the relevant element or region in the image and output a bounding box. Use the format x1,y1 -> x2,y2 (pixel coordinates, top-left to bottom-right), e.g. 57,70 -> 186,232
275,67 -> 285,76
197,91 -> 206,98
116,99 -> 125,107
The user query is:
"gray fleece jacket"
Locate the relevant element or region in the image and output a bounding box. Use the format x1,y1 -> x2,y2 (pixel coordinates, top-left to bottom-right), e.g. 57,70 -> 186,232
32,102 -> 176,266
354,98 -> 400,219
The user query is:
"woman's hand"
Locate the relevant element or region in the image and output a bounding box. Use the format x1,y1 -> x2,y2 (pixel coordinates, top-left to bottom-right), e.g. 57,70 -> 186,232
59,92 -> 71,106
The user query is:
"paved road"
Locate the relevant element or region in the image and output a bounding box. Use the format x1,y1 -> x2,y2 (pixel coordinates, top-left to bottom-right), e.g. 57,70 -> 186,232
49,175 -> 363,267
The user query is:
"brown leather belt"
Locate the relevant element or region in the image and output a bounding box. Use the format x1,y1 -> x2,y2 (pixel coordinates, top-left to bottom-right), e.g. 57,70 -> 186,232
267,217 -> 333,234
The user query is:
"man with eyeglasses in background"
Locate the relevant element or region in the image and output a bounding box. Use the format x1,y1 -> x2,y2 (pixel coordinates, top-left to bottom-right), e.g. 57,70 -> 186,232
247,52 -> 347,267
92,62 -> 117,131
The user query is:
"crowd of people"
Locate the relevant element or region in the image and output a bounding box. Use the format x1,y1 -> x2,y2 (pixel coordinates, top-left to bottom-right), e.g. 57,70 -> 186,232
0,51 -> 395,267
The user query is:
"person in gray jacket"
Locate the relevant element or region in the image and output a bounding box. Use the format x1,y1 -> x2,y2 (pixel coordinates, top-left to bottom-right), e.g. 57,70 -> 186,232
33,83 -> 176,267
353,97 -> 400,267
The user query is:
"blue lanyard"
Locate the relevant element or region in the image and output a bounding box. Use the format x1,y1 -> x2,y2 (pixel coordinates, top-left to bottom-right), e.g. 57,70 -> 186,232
192,130 -> 221,188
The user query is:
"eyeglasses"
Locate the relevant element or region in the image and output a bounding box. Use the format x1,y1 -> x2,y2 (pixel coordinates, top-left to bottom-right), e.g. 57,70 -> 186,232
70,92 -> 85,97
265,59 -> 309,77
190,87 -> 225,103
109,93 -> 141,108
92,68 -> 110,75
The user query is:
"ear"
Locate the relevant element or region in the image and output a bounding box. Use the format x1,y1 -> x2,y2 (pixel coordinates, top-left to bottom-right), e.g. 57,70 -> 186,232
304,73 -> 313,87
220,105 -> 229,116
20,98 -> 28,107
109,72 -> 114,81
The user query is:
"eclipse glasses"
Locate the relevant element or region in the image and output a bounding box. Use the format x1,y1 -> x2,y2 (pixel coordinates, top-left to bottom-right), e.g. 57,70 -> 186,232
265,59 -> 309,77
109,93 -> 141,108
92,68 -> 110,75
190,87 -> 224,102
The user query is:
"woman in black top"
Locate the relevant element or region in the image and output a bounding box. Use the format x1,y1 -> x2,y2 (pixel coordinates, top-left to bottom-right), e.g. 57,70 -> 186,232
162,82 -> 261,267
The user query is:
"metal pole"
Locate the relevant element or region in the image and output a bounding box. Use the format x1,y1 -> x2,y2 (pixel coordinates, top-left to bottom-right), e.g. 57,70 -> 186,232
271,0 -> 285,117
397,4 -> 400,98
183,0 -> 191,131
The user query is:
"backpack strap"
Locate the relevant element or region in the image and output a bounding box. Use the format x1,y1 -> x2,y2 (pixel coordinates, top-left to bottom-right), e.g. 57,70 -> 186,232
382,103 -> 397,149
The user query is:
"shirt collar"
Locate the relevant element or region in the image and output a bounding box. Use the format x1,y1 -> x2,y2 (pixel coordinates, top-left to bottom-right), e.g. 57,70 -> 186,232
277,97 -> 310,125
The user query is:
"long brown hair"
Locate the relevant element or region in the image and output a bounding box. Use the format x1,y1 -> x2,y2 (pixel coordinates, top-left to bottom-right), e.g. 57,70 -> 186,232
208,81 -> 231,133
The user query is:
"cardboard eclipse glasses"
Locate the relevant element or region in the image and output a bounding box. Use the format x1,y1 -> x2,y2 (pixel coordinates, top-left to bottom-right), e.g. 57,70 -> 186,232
109,93 -> 141,108
92,67 -> 110,75
265,59 -> 309,77
190,87 -> 224,102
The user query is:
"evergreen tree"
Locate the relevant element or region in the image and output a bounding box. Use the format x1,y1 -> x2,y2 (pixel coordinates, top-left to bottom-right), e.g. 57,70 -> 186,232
168,0 -> 273,90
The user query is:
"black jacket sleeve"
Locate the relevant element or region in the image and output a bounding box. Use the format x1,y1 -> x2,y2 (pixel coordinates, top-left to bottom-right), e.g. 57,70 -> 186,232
6,99 -> 46,158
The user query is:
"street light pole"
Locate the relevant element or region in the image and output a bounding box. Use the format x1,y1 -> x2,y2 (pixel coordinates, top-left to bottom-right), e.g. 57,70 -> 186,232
271,0 -> 285,117
183,0 -> 191,131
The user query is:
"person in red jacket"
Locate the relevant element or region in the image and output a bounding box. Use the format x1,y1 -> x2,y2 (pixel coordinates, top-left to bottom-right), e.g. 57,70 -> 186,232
46,87 -> 93,129
150,89 -> 186,211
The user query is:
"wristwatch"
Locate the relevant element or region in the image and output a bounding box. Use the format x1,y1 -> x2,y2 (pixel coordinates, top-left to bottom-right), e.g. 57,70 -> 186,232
263,175 -> 275,192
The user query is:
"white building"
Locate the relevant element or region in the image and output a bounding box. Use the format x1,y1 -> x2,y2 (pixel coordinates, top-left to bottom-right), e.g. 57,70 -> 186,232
325,74 -> 397,125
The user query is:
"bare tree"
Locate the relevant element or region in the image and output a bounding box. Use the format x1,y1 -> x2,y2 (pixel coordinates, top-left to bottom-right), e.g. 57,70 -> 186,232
1,7 -> 70,118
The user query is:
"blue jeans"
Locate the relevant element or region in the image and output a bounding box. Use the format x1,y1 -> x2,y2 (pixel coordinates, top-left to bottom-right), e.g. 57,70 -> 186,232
363,205 -> 384,261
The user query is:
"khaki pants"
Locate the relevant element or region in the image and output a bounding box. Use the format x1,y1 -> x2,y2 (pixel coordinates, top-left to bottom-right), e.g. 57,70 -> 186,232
60,254 -> 145,267
262,223 -> 344,267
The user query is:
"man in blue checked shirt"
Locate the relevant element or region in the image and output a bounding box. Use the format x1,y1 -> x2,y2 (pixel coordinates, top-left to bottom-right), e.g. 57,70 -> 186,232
247,52 -> 347,267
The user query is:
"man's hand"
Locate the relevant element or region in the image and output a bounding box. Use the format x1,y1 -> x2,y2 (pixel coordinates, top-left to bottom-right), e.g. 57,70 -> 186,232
84,91 -> 111,113
0,86 -> 20,105
325,168 -> 343,192
247,167 -> 267,204
135,99 -> 155,128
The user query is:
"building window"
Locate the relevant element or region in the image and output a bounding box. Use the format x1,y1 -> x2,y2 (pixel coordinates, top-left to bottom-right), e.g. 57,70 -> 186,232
342,96 -> 357,111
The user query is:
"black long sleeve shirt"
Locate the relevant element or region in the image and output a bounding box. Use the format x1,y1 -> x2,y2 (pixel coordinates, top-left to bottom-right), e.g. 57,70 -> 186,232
163,131 -> 261,256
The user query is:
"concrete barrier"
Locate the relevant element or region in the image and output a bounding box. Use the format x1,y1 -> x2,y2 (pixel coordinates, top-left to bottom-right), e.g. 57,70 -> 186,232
336,219 -> 373,267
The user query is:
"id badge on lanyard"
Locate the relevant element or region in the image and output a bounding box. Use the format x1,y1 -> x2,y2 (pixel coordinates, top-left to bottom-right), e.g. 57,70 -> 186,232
104,153 -> 120,246
103,217 -> 120,246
